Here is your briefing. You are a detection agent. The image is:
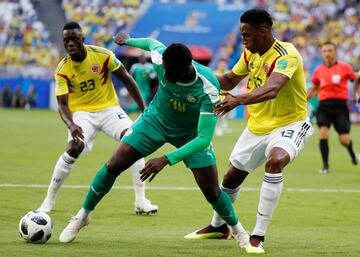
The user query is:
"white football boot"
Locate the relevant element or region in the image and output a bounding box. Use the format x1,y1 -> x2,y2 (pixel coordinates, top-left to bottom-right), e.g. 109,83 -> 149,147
233,230 -> 250,249
135,199 -> 159,215
59,215 -> 91,243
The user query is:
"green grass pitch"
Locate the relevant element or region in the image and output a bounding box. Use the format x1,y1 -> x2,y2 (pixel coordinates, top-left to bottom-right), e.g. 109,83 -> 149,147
0,109 -> 359,257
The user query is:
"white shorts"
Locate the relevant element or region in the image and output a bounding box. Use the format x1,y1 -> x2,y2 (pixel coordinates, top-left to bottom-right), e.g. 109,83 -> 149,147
229,118 -> 313,172
68,106 -> 133,154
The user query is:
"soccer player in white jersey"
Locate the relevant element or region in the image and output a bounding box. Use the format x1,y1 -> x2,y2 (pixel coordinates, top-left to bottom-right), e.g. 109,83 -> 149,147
37,22 -> 158,215
185,8 -> 313,254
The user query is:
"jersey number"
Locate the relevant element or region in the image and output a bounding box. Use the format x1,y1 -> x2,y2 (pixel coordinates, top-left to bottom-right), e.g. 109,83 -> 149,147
281,129 -> 295,139
80,79 -> 96,92
170,99 -> 186,112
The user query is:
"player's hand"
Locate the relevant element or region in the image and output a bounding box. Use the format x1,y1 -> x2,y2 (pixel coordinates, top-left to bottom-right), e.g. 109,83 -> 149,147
140,156 -> 169,182
69,123 -> 84,143
214,92 -> 240,117
113,32 -> 130,45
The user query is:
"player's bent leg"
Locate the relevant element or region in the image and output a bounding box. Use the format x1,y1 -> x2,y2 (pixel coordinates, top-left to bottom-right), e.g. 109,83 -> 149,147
38,141 -> 84,212
186,166 -> 249,240
59,142 -> 143,243
190,166 -> 249,248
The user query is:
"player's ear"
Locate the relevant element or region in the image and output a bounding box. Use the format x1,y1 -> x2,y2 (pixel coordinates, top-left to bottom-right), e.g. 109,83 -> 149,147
258,26 -> 267,36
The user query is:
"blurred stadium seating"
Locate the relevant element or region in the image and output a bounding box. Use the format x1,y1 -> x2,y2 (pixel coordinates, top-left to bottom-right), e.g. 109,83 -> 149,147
0,0 -> 359,110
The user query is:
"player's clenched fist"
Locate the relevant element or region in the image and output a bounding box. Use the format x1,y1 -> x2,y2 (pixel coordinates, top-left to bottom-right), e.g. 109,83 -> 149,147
113,32 -> 130,45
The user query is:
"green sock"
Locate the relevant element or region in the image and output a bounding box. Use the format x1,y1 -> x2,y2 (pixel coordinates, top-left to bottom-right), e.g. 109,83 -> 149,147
211,190 -> 238,226
82,164 -> 117,211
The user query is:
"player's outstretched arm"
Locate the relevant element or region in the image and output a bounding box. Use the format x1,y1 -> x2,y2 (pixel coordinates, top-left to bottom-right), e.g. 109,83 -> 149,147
113,65 -> 146,112
114,32 -> 164,51
217,71 -> 247,91
214,72 -> 289,116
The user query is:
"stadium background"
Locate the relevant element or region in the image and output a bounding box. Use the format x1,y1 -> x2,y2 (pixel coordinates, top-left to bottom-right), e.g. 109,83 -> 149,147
1,1 -> 360,256
0,0 -> 359,119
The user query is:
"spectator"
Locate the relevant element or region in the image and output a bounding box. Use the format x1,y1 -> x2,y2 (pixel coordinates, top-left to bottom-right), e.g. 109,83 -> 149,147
1,84 -> 12,107
11,85 -> 25,108
25,85 -> 37,109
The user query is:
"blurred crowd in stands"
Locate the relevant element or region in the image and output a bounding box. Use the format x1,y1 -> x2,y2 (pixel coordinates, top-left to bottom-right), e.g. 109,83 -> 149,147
0,0 -> 359,85
62,0 -> 147,48
0,0 -> 60,79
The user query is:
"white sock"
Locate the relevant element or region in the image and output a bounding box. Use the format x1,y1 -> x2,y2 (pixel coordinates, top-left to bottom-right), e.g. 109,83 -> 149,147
45,152 -> 76,201
211,185 -> 241,227
252,172 -> 283,237
129,158 -> 146,203
76,208 -> 90,220
230,221 -> 247,235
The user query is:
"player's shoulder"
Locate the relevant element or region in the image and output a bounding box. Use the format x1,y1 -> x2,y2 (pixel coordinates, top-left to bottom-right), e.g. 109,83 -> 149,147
337,61 -> 353,69
86,44 -> 113,56
274,39 -> 300,57
313,64 -> 324,75
55,55 -> 70,73
193,61 -> 220,88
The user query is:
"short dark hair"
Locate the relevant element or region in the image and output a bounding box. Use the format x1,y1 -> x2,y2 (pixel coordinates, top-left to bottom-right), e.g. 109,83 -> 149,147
321,41 -> 336,48
163,43 -> 192,71
63,21 -> 82,31
240,8 -> 273,27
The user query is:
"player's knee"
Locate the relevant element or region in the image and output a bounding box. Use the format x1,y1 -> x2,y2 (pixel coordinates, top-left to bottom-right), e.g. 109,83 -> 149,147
222,166 -> 248,189
339,134 -> 350,146
205,190 -> 220,203
319,127 -> 329,139
106,158 -> 129,176
67,141 -> 84,157
265,155 -> 288,172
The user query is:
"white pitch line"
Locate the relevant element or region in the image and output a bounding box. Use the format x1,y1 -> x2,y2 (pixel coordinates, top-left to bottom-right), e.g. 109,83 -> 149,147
0,184 -> 360,193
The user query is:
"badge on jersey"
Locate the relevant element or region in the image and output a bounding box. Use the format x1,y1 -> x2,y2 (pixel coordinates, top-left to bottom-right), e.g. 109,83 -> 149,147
276,59 -> 288,70
331,74 -> 341,84
91,64 -> 100,73
263,63 -> 269,73
187,96 -> 197,103
114,58 -> 120,67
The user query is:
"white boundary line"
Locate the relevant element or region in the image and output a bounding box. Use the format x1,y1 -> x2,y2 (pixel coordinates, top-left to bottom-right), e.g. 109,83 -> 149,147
1,184 -> 360,193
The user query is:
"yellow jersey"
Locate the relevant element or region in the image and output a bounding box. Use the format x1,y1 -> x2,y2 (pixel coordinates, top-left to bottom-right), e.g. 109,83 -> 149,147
55,45 -> 121,112
232,39 -> 307,135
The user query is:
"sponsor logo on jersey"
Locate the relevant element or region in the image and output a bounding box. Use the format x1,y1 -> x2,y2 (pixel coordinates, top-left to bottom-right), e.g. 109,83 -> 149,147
91,64 -> 100,73
276,59 -> 288,70
263,63 -> 269,73
187,95 -> 197,103
160,80 -> 167,88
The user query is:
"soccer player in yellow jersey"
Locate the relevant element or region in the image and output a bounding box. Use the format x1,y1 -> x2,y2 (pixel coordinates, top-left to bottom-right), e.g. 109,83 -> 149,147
38,22 -> 158,215
185,9 -> 313,253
